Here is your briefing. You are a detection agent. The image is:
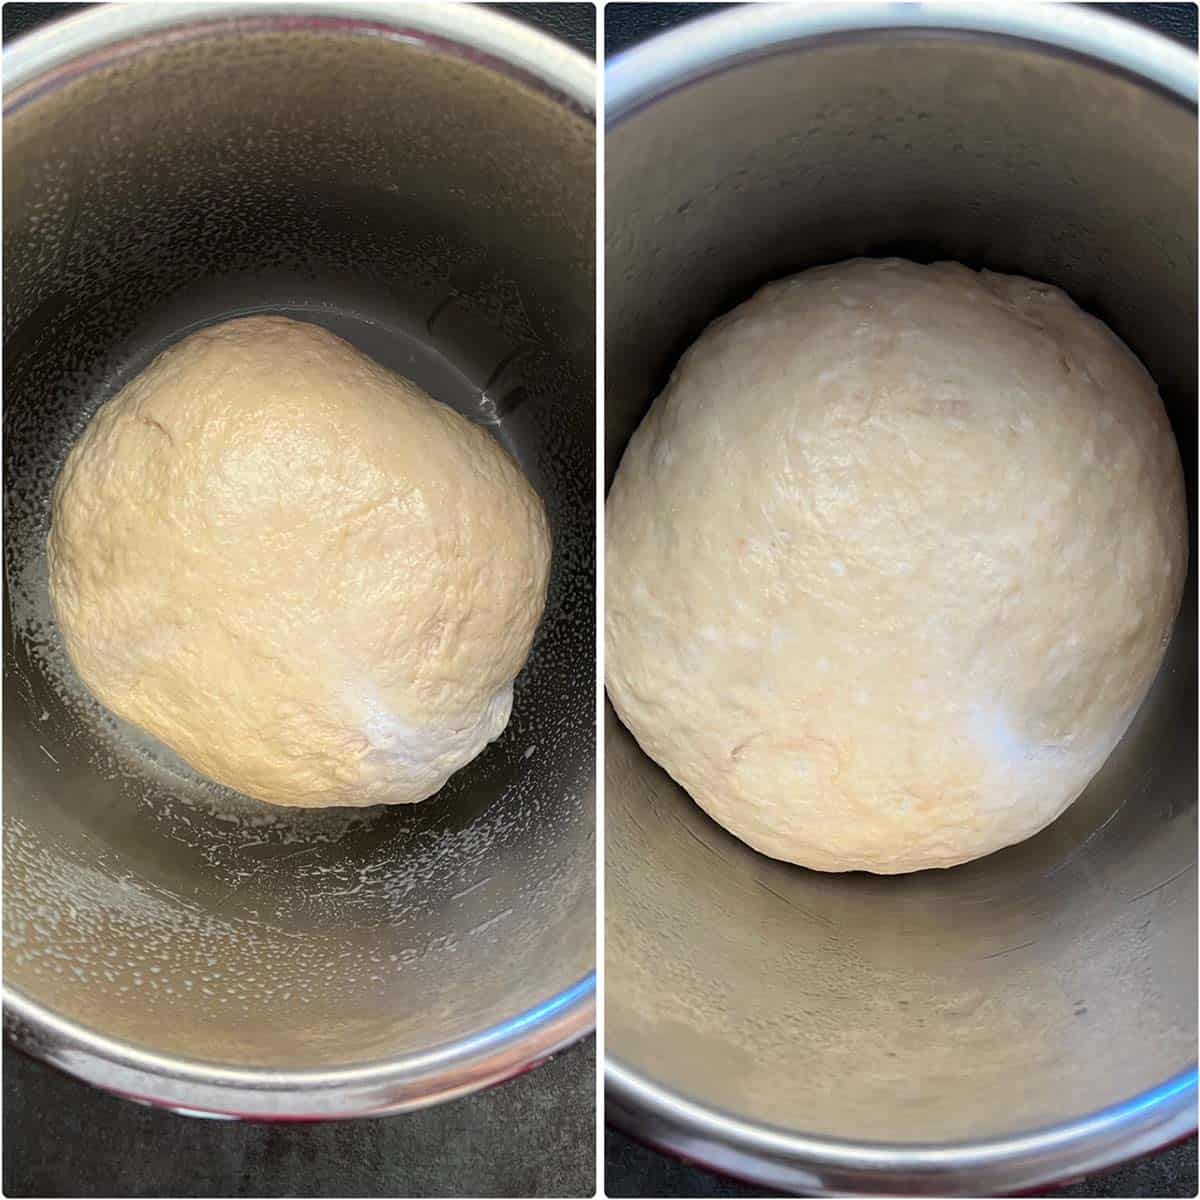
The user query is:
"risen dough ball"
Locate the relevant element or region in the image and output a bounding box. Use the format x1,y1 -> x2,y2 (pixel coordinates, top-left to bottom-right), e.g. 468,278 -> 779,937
606,259 -> 1186,873
50,315 -> 550,808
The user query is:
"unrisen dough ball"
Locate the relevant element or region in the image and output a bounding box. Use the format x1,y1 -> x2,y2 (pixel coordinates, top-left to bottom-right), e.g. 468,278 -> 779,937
50,315 -> 550,808
606,259 -> 1186,873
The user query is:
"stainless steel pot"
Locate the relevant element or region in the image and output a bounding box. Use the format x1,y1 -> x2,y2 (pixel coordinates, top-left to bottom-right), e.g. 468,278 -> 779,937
605,5 -> 1196,1194
4,2 -> 595,1118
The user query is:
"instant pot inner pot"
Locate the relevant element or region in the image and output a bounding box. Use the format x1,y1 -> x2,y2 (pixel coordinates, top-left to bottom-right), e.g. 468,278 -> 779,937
4,23 -> 594,1070
606,33 -> 1196,1143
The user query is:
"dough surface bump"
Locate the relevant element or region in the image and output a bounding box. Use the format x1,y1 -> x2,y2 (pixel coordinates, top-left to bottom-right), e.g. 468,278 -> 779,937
605,259 -> 1186,873
50,315 -> 551,808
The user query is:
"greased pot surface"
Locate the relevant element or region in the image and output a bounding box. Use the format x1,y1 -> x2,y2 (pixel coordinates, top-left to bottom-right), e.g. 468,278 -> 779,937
5,2 -> 595,1118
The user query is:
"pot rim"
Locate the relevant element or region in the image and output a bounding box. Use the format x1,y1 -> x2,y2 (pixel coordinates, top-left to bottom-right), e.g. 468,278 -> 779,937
605,3 -> 1196,1193
607,1 -> 1196,127
7,977 -> 595,1119
608,1057 -> 1197,1197
3,0 -> 595,1120
4,0 -> 595,116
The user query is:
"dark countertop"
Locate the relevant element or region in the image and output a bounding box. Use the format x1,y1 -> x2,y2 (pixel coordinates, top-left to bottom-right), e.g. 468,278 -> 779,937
2,6 -> 595,1200
603,3 -> 1197,1197
4,1039 -> 595,1199
605,1128 -> 1198,1199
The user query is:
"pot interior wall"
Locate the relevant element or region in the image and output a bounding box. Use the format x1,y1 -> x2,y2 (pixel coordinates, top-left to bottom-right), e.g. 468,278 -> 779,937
605,33 -> 1196,1143
4,21 -> 595,1069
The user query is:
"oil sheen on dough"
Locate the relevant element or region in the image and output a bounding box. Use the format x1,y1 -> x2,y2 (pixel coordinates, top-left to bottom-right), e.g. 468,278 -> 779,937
49,315 -> 551,808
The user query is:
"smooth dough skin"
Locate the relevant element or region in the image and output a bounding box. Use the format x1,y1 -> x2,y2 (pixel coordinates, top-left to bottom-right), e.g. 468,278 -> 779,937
49,316 -> 551,808
606,259 -> 1187,873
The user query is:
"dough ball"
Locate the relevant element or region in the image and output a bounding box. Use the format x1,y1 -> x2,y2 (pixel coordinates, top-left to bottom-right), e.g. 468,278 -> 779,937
606,259 -> 1186,873
49,315 -> 551,808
